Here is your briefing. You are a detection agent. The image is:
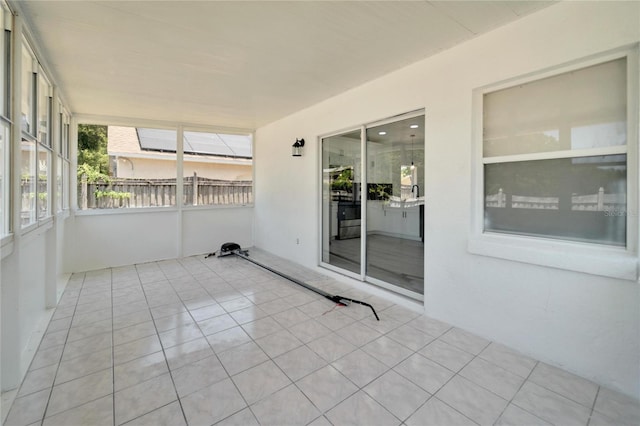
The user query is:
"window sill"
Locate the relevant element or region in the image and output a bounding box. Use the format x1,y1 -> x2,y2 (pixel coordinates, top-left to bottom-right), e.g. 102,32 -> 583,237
20,220 -> 54,245
468,232 -> 638,281
73,204 -> 254,216
1,234 -> 14,259
182,204 -> 254,212
74,206 -> 179,216
56,210 -> 70,220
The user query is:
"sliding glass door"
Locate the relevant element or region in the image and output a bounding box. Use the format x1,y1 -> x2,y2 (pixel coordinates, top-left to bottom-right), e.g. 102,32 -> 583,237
321,130 -> 362,275
365,115 -> 424,296
321,112 -> 424,299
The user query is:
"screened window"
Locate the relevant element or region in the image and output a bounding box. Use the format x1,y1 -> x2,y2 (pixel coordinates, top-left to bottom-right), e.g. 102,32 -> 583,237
181,130 -> 253,206
62,112 -> 70,210
0,123 -> 9,235
78,125 -> 178,209
0,2 -> 10,118
37,146 -> 51,219
55,150 -> 62,213
0,2 -> 10,236
38,73 -> 51,146
482,58 -> 628,246
20,137 -> 36,227
58,107 -> 68,156
57,108 -> 70,212
21,41 -> 35,135
19,41 -> 38,227
77,125 -> 253,210
36,71 -> 52,219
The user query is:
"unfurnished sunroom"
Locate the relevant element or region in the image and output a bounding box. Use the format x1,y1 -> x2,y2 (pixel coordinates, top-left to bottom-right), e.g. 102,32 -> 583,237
1,1 -> 639,425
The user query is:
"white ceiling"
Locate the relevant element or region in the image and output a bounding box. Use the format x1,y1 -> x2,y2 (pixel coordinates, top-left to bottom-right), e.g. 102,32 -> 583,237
16,1 -> 556,131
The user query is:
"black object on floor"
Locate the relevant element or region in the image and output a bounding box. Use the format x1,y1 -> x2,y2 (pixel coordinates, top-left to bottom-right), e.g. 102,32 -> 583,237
207,243 -> 380,321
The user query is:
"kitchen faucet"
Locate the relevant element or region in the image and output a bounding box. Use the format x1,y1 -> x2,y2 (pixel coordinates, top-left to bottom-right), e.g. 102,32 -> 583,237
411,184 -> 420,198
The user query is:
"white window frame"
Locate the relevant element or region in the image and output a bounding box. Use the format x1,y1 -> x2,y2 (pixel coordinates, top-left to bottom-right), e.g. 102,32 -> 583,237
181,126 -> 254,210
72,116 -> 254,214
57,105 -> 70,213
0,2 -> 10,239
0,121 -> 10,238
318,110 -> 426,301
0,1 -> 11,119
20,38 -> 35,137
35,68 -> 52,221
37,69 -> 51,146
469,47 -> 639,281
62,108 -> 70,211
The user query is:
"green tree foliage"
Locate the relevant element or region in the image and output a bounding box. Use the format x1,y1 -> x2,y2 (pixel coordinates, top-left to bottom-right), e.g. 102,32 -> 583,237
331,168 -> 353,192
77,124 -> 109,182
77,163 -> 110,184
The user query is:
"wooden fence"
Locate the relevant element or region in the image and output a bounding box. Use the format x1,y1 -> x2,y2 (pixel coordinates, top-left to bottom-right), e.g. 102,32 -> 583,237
79,174 -> 252,209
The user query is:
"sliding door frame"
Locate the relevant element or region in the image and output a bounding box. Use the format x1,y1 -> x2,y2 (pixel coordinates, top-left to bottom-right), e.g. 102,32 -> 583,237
318,109 -> 426,301
319,125 -> 365,281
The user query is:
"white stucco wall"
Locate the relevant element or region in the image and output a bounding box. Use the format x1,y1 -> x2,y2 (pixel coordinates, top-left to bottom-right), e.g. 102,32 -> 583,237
1,223 -> 59,391
183,208 -> 254,257
65,207 -> 254,272
65,210 -> 181,272
254,1 -> 640,398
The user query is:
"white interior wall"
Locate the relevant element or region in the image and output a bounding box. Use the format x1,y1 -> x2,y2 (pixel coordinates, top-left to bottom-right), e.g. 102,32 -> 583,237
55,216 -> 69,288
254,1 -> 640,398
1,249 -> 23,390
65,208 -> 254,272
65,211 -> 180,272
182,207 -> 254,257
1,224 -> 59,391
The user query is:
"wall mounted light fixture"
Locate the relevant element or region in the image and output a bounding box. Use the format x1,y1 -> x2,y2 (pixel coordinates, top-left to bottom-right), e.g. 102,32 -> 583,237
292,138 -> 305,157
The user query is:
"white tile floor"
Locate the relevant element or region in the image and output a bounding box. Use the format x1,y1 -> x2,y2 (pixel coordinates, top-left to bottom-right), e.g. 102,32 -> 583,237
4,249 -> 640,426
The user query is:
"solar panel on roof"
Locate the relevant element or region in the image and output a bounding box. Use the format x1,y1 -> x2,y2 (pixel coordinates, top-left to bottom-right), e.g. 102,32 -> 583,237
184,132 -> 233,156
219,134 -> 253,157
137,128 -> 252,159
137,128 -> 177,152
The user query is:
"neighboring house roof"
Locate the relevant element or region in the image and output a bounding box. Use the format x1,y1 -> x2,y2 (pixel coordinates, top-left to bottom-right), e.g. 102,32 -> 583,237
107,126 -> 252,165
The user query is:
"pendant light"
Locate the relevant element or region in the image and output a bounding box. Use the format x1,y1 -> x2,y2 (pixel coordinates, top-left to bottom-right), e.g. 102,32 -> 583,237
410,134 -> 415,170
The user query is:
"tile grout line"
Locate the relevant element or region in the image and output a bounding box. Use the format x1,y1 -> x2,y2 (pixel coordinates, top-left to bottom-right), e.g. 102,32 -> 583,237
139,261 -> 191,426
109,265 -> 182,425
491,359 -> 540,425
320,315 -> 479,424
222,285 -> 328,425
513,362 -> 603,424
244,294 -> 412,424
12,254 -> 630,426
586,385 -> 601,426
110,267 -> 116,426
200,255 -> 276,424
179,256 -> 304,424
198,254 -> 265,426
399,337 -> 481,426
197,254 -> 345,424
252,261 -> 413,423
36,272 -> 85,425
100,281 -> 391,423
179,258 -> 257,426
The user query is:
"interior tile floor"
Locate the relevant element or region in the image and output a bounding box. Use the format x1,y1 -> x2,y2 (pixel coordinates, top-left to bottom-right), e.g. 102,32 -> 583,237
329,234 -> 424,295
4,249 -> 639,426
